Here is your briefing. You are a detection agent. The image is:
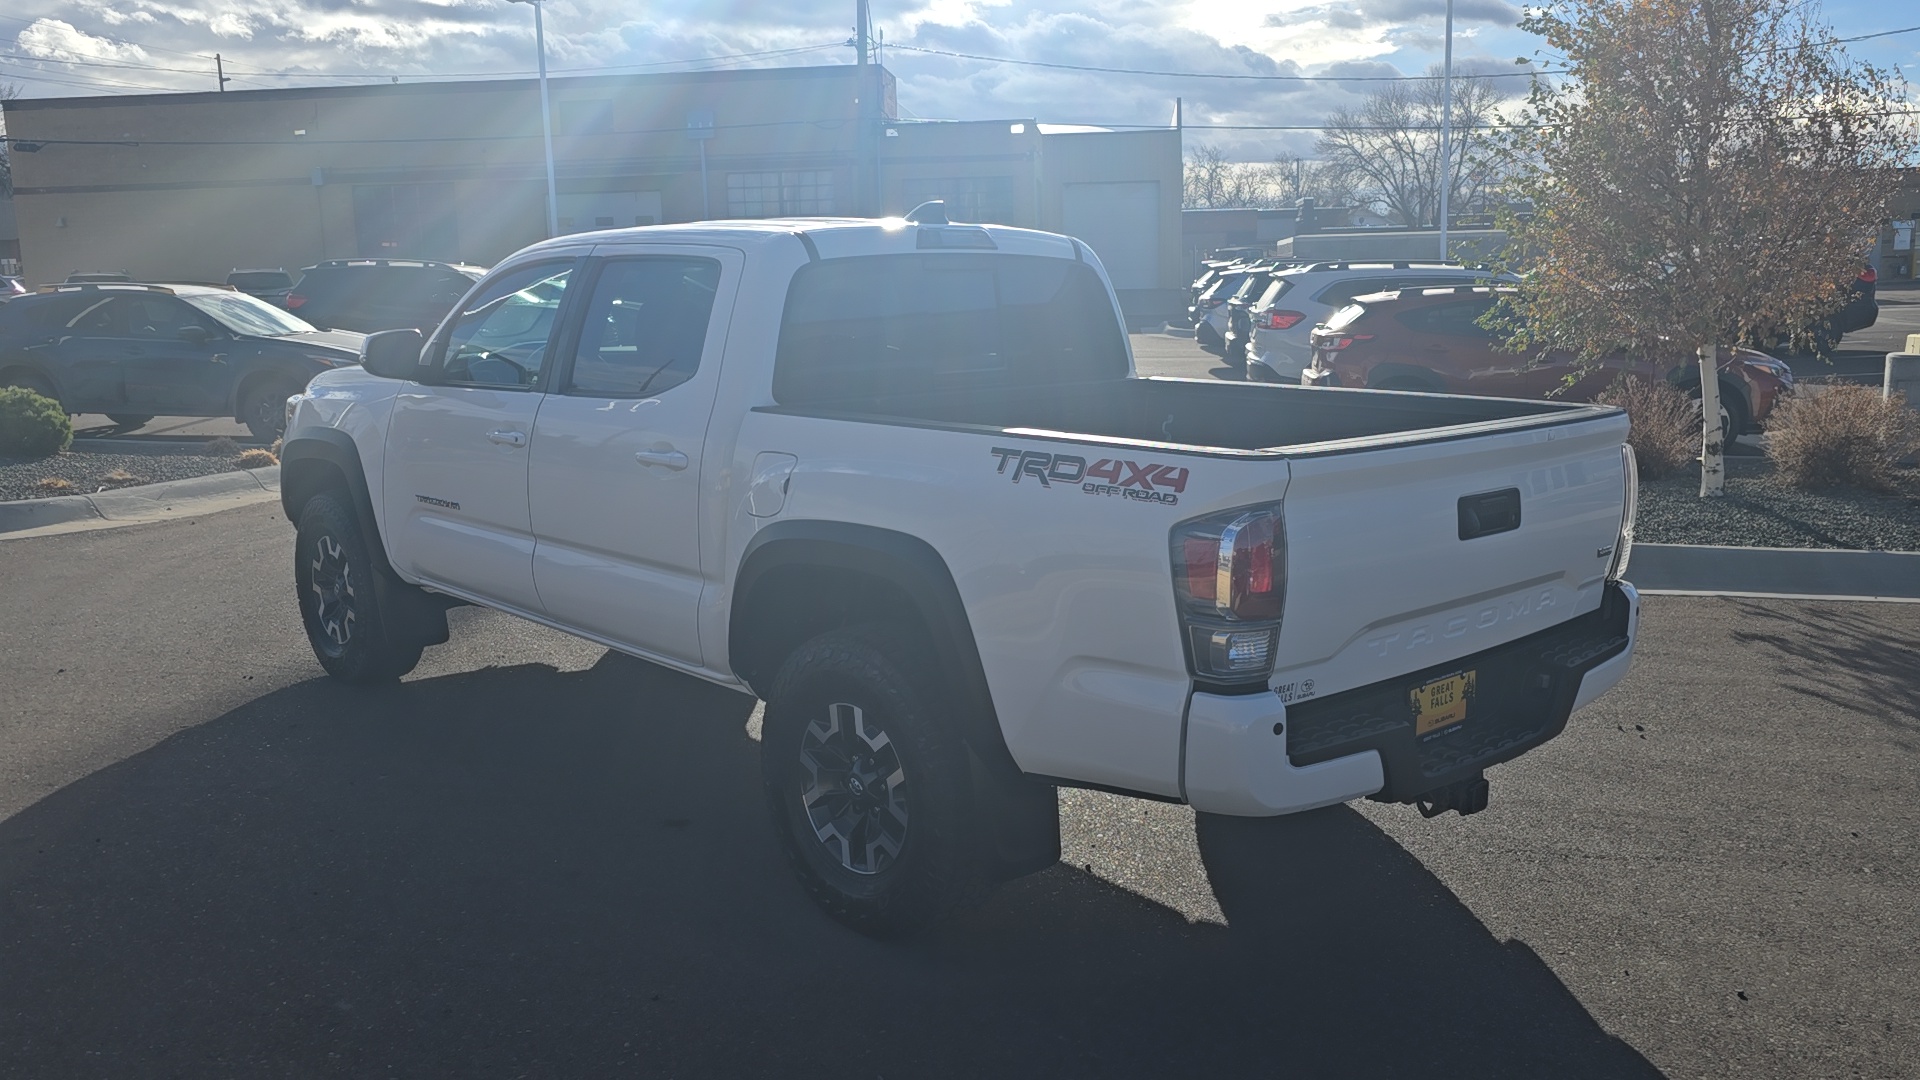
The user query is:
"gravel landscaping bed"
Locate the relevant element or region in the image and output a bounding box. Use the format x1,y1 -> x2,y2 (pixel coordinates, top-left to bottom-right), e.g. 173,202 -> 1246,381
0,445 -> 263,502
1636,455 -> 1920,550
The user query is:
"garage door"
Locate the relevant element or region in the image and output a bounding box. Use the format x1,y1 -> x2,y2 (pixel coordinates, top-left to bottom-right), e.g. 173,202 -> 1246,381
1061,181 -> 1160,290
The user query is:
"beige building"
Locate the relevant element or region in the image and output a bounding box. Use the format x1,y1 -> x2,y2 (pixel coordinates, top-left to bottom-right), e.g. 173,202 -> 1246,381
2,65 -> 1183,313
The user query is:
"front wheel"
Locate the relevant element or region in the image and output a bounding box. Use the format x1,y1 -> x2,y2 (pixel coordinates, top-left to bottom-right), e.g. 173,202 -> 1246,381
294,491 -> 424,684
761,625 -> 990,937
243,379 -> 303,441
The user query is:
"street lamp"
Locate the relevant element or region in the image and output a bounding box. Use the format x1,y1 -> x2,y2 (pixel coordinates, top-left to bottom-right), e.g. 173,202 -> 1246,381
508,0 -> 560,238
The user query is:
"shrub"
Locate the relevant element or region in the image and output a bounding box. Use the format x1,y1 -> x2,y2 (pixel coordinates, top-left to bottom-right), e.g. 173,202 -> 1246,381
235,447 -> 279,469
101,469 -> 144,486
1765,383 -> 1920,492
204,436 -> 241,457
1594,376 -> 1696,479
36,477 -> 73,493
0,386 -> 74,459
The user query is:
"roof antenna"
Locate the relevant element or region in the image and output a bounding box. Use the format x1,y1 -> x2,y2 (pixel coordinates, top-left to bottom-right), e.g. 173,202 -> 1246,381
904,200 -> 948,225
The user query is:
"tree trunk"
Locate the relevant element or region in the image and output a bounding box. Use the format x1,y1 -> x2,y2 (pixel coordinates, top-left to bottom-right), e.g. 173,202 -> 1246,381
1698,345 -> 1725,497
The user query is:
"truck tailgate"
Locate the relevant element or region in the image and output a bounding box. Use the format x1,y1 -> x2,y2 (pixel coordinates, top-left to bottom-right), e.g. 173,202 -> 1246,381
1273,411 -> 1631,702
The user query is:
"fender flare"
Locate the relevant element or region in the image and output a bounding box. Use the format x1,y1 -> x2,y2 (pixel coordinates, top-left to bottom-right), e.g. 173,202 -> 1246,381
279,426 -> 388,572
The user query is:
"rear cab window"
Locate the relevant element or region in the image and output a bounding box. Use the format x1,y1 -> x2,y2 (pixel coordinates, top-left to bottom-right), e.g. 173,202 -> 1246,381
772,253 -> 1126,406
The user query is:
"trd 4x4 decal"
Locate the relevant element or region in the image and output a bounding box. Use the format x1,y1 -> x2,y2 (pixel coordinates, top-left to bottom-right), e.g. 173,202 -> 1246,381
989,447 -> 1188,506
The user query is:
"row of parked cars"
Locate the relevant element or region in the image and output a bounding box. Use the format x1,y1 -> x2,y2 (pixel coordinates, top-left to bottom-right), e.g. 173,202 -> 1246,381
1180,255 -> 1881,442
0,258 -> 486,440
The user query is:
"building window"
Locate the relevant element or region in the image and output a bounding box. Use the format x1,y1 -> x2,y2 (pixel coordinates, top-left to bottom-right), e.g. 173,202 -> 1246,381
899,176 -> 1017,224
727,170 -> 836,217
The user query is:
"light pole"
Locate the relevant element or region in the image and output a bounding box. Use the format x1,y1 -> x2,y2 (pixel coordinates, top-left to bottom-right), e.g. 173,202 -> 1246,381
509,0 -> 559,238
1438,0 -> 1454,261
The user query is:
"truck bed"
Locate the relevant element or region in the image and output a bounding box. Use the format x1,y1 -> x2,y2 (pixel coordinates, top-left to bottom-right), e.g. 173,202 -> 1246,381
759,374 -> 1603,455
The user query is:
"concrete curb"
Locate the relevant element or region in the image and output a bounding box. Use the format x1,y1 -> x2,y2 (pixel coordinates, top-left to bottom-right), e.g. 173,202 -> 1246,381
1629,543 -> 1920,602
0,466 -> 280,540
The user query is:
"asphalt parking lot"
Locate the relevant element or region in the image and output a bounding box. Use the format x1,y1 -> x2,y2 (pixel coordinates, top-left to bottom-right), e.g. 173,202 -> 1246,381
2,507 -> 1915,1078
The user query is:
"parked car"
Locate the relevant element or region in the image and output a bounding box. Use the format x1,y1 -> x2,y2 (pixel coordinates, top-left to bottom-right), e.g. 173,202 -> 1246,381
1184,259 -> 1245,326
1300,285 -> 1794,443
1246,261 -> 1514,383
282,209 -> 1638,935
227,268 -> 295,307
0,275 -> 25,300
65,271 -> 132,284
1221,262 -> 1292,368
0,282 -> 364,438
1191,263 -> 1260,348
285,258 -> 485,334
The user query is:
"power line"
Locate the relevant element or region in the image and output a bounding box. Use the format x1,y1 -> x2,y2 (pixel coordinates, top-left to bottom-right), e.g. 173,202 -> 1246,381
1836,24 -> 1920,44
884,43 -> 1556,81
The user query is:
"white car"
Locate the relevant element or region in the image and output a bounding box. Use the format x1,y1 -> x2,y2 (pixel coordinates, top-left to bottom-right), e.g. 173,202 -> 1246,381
1246,262 -> 1513,382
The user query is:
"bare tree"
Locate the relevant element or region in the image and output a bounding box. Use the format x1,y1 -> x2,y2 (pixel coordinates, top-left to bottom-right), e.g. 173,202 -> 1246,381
1265,152 -> 1363,209
1316,70 -> 1506,227
1184,144 -> 1357,211
1493,0 -> 1909,495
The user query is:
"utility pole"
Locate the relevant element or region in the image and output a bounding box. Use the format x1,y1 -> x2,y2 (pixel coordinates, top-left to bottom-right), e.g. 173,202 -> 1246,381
855,0 -> 874,215
509,0 -> 560,238
1438,0 -> 1454,260
215,54 -> 230,92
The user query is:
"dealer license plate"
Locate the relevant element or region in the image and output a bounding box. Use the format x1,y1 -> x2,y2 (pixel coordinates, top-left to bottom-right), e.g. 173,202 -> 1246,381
1410,670 -> 1476,736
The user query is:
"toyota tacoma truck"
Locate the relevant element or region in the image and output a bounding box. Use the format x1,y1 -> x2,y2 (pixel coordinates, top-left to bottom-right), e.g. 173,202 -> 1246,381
280,205 -> 1641,936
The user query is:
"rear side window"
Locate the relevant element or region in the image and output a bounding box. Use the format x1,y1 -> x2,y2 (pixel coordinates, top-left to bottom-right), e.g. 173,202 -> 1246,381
564,257 -> 720,397
1397,299 -> 1497,338
773,253 -> 1126,405
1314,277 -> 1403,308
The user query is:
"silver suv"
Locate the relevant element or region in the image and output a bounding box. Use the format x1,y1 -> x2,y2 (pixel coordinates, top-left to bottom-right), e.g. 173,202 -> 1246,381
1244,261 -> 1512,382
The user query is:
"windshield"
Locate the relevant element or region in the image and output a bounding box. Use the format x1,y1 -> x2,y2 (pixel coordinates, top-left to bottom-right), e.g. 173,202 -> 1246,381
181,291 -> 319,337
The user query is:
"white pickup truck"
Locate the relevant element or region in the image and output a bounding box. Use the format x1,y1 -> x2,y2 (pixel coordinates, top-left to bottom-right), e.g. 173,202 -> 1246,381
281,206 -> 1640,935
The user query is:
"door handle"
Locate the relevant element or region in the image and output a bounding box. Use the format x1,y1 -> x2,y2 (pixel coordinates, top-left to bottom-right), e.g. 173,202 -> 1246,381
634,448 -> 689,471
487,429 -> 528,447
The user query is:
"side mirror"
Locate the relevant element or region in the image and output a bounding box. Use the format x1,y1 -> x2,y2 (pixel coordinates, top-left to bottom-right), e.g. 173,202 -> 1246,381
361,328 -> 428,381
178,325 -> 213,344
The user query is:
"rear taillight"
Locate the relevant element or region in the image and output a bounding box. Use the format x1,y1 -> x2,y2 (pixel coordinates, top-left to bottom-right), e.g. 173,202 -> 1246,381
1172,504 -> 1287,684
1607,444 -> 1638,581
1263,310 -> 1306,331
285,294 -> 307,309
1317,333 -> 1373,351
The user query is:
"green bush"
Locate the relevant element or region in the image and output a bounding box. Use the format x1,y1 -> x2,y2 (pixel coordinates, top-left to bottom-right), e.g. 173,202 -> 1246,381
1594,376 -> 1696,480
0,386 -> 73,459
1765,383 -> 1920,492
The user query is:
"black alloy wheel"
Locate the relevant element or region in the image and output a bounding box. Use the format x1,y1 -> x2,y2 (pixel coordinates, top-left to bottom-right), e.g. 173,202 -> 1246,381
244,379 -> 303,441
294,491 -> 423,683
761,624 -> 989,937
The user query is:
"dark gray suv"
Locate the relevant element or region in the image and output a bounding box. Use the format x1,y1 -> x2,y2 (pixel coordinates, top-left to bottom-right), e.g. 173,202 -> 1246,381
285,258 -> 485,334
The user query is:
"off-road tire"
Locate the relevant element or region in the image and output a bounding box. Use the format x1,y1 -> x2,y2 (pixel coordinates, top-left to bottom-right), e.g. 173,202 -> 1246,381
761,624 -> 990,937
243,379 -> 303,441
294,491 -> 424,684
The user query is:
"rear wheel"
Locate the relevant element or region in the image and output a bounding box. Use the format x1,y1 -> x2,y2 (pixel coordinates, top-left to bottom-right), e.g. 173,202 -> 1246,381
1688,382 -> 1747,446
294,491 -> 424,684
761,625 -> 990,937
242,378 -> 303,441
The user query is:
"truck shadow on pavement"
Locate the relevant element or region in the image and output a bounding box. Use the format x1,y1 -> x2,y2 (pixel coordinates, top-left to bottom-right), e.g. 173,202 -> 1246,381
0,651 -> 1663,1078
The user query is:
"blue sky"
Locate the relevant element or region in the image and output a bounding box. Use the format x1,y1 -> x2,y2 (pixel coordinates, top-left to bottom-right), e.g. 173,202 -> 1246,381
1,1 -> 1915,160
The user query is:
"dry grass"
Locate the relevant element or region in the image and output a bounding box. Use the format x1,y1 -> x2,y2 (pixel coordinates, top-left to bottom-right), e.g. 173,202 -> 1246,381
99,469 -> 145,486
204,436 -> 241,457
1594,376 -> 1698,480
36,477 -> 72,493
235,447 -> 279,469
1765,384 -> 1920,492
268,437 -> 283,457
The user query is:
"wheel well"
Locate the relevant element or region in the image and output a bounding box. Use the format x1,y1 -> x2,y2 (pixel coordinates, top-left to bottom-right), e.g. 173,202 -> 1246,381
0,365 -> 58,396
231,368 -> 305,420
280,456 -> 351,527
730,563 -> 931,698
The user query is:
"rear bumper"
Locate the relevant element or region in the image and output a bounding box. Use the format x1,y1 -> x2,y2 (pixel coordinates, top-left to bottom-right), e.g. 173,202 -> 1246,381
1249,335 -> 1313,380
1182,581 -> 1638,816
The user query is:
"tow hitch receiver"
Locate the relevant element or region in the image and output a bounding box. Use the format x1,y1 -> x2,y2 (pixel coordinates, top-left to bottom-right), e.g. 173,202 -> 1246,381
1416,774 -> 1490,818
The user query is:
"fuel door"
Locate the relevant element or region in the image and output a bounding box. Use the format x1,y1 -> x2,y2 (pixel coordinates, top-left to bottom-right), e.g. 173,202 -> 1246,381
747,452 -> 799,518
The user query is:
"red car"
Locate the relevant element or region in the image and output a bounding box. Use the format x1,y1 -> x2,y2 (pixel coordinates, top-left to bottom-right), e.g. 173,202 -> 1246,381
1301,286 -> 1794,441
